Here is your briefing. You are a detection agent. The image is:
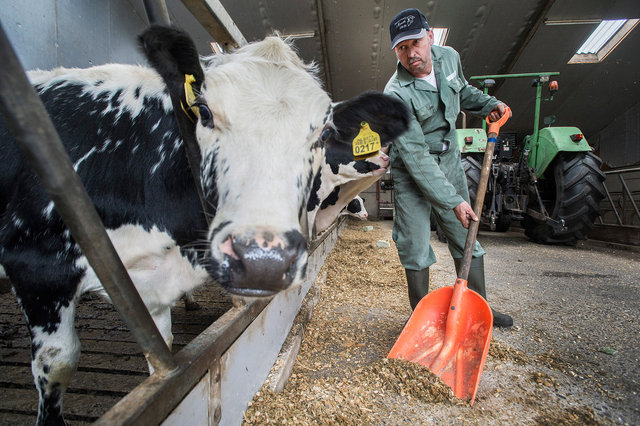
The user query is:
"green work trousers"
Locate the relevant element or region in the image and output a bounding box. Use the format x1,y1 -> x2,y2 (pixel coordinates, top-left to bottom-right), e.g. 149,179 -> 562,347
392,148 -> 485,270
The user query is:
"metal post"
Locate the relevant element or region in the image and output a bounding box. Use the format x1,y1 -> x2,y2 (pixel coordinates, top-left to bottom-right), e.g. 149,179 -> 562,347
602,182 -> 623,225
0,22 -> 177,375
532,80 -> 542,149
470,72 -> 560,80
619,174 -> 640,225
315,0 -> 333,96
143,0 -> 172,25
481,86 -> 488,132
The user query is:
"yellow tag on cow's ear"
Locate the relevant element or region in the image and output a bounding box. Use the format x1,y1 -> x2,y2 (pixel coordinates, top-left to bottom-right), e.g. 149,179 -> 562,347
352,122 -> 381,160
181,74 -> 200,122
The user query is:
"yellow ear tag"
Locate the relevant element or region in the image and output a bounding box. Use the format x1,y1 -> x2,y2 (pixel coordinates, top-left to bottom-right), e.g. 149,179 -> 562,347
181,74 -> 200,122
352,122 -> 381,160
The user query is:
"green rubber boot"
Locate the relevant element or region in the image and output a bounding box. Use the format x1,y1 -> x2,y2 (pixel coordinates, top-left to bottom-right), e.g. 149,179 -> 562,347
454,256 -> 514,328
405,268 -> 429,310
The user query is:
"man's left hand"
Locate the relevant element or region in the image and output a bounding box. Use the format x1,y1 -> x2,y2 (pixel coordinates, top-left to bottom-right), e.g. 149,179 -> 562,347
488,102 -> 511,122
453,201 -> 478,229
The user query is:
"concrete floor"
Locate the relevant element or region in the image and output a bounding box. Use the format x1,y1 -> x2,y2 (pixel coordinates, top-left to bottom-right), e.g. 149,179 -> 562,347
428,224 -> 640,423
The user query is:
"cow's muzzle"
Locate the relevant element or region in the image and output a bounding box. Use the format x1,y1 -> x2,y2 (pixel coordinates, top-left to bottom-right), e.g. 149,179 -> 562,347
215,229 -> 307,296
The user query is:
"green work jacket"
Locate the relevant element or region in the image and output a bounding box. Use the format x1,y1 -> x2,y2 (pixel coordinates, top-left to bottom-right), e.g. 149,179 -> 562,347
384,45 -> 499,212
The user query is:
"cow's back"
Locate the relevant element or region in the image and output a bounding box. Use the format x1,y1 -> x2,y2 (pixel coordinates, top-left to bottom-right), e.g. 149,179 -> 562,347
0,65 -> 206,249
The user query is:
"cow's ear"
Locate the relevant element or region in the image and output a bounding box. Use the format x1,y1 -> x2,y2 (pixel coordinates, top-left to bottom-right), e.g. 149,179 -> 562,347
332,91 -> 410,145
139,25 -> 205,99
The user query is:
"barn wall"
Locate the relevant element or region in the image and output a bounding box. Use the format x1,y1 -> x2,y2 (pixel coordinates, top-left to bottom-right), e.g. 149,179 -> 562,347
0,0 -> 216,71
361,184 -> 378,218
592,101 -> 640,169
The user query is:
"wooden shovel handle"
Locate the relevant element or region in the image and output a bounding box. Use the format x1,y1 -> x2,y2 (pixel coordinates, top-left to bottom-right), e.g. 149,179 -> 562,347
457,107 -> 511,280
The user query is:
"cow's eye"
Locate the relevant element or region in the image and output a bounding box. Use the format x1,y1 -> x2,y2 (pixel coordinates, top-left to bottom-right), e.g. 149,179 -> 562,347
320,128 -> 333,143
198,104 -> 215,129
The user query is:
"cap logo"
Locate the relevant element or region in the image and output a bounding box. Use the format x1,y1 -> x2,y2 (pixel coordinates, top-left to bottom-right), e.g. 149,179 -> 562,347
394,15 -> 415,30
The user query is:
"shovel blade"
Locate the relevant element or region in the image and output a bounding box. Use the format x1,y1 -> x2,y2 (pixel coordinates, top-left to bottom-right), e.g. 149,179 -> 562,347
388,280 -> 493,403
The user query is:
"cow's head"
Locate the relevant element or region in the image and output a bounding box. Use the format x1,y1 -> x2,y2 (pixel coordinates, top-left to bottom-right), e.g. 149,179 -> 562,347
306,91 -> 409,236
140,26 -> 408,297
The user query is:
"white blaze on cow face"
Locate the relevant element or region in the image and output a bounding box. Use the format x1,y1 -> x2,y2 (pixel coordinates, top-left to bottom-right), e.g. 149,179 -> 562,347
194,38 -> 332,295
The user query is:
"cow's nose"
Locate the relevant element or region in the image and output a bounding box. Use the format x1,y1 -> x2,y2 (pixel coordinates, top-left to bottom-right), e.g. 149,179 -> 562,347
224,230 -> 307,296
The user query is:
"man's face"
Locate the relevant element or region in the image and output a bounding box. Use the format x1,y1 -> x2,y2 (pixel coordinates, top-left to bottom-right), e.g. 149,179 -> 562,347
393,31 -> 434,78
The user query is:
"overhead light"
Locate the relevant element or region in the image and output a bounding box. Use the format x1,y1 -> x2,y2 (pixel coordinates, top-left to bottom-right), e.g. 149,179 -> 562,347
432,28 -> 449,46
281,31 -> 315,40
569,18 -> 639,63
544,19 -> 602,26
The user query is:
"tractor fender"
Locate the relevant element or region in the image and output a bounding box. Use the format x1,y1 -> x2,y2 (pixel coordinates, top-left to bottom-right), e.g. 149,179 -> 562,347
525,127 -> 592,176
455,128 -> 488,153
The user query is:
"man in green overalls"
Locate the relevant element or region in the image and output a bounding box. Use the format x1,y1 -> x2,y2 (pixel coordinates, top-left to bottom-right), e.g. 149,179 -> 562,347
384,8 -> 513,327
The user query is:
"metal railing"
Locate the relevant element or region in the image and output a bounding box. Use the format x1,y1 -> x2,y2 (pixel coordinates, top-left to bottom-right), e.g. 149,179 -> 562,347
598,167 -> 640,226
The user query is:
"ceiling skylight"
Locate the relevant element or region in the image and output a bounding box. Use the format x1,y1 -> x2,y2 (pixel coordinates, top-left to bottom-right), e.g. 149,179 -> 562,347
432,28 -> 449,46
577,19 -> 626,53
569,18 -> 639,63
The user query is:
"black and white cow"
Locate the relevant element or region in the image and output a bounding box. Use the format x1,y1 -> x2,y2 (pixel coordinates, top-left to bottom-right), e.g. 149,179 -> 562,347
306,103 -> 400,236
309,150 -> 388,235
0,26 -> 408,425
342,196 -> 368,219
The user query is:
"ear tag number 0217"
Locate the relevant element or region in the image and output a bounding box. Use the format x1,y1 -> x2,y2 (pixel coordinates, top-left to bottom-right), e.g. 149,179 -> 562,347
352,122 -> 381,160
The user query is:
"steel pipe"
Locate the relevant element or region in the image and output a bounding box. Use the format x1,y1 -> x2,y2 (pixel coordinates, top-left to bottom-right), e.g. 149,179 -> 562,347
620,174 -> 640,224
469,72 -> 560,80
604,166 -> 640,175
143,0 -> 171,25
602,182 -> 623,225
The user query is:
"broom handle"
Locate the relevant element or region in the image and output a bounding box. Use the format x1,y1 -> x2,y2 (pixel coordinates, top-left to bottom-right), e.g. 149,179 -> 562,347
457,107 -> 511,280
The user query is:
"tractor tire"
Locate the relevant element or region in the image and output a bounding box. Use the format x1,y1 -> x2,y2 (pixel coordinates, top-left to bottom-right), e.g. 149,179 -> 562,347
461,154 -> 482,205
462,154 -> 511,232
523,151 -> 605,245
492,212 -> 511,232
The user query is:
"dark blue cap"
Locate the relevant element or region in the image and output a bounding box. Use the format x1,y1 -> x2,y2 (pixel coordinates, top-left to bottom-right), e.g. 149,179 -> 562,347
390,8 -> 430,49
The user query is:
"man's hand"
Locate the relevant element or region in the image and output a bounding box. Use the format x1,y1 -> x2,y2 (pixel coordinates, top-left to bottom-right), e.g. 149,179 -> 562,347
453,201 -> 478,229
488,102 -> 511,122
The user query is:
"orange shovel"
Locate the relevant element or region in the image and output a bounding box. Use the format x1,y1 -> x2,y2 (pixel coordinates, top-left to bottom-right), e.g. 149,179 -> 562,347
388,108 -> 511,404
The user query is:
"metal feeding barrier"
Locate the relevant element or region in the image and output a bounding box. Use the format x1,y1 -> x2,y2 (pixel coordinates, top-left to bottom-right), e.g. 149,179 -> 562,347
0,4 -> 345,423
599,167 -> 640,227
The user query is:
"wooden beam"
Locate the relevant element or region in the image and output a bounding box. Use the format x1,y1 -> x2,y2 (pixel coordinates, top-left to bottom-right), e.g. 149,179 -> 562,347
180,0 -> 247,50
589,224 -> 640,246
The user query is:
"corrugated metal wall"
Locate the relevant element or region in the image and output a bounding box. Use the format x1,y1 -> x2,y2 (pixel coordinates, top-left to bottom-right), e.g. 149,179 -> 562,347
595,102 -> 640,169
0,0 -> 215,71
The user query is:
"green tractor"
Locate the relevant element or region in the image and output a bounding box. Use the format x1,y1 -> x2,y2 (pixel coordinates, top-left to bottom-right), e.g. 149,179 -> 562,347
456,72 -> 606,245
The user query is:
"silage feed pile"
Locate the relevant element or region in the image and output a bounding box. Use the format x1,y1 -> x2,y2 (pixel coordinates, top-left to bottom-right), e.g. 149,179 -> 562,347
243,219 -> 606,425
